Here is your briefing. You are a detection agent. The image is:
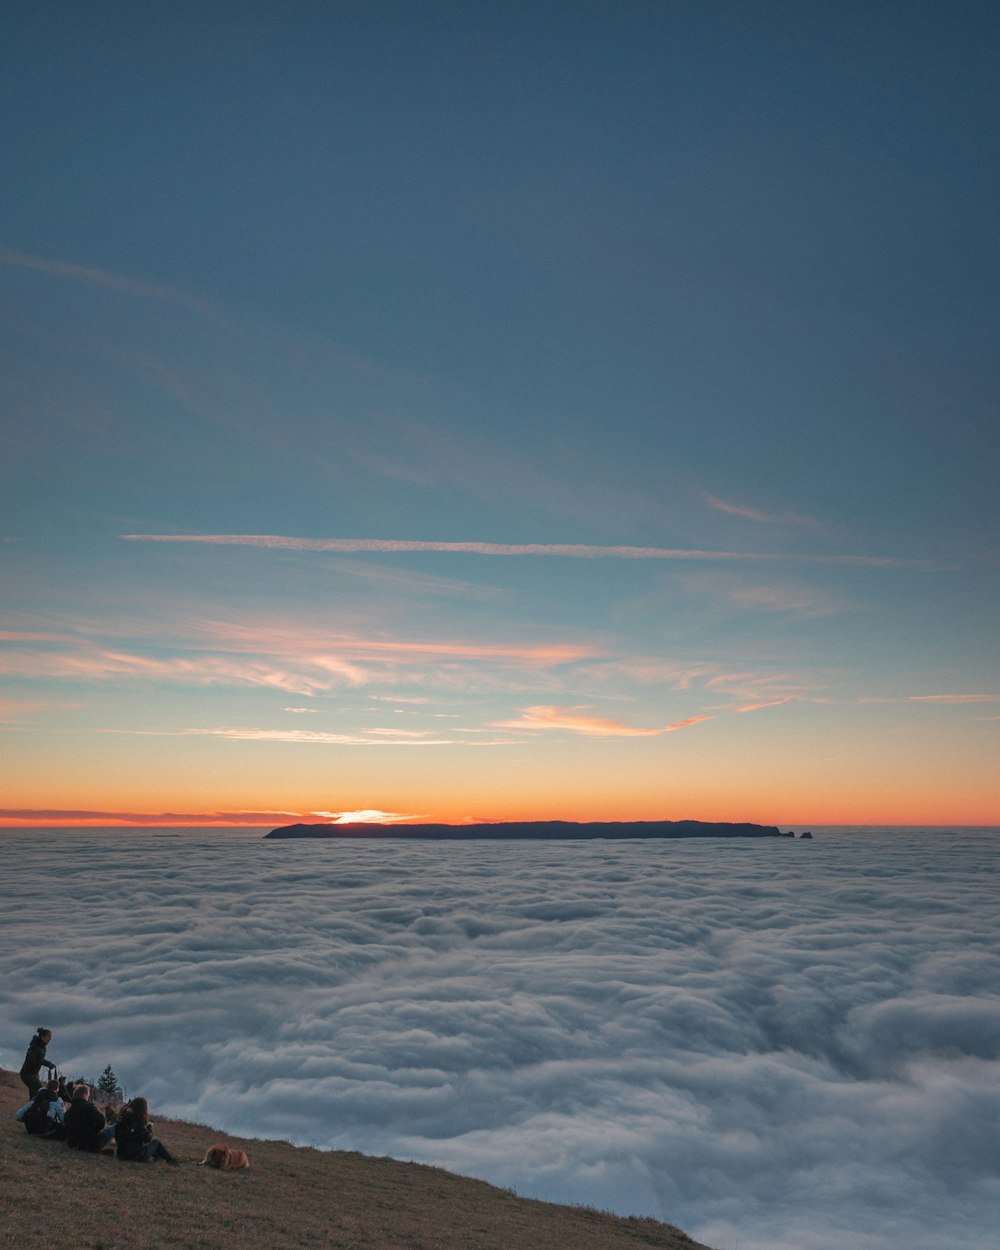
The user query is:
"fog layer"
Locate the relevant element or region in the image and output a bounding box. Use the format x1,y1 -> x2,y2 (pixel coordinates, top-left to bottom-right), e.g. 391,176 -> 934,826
1,828 -> 997,1250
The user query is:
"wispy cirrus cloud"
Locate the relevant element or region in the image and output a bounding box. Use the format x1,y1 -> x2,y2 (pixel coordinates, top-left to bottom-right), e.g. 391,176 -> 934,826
704,493 -> 823,529
121,533 -> 940,569
0,245 -> 231,327
908,694 -> 999,704
858,694 -> 1000,706
734,696 -> 799,714
0,696 -> 82,723
0,629 -> 598,696
183,727 -> 450,745
705,670 -> 814,707
724,581 -> 853,618
158,618 -> 597,670
0,630 -> 82,643
103,726 -> 515,747
494,705 -> 714,737
368,695 -> 434,704
672,570 -> 855,620
578,658 -> 718,689
320,556 -> 511,603
0,647 -> 341,695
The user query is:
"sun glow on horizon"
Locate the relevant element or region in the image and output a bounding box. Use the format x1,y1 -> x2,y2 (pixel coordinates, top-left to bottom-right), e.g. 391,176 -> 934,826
316,809 -> 426,824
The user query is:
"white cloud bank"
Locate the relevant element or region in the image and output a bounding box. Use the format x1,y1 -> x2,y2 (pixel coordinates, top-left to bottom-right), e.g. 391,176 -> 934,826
1,827 -> 998,1250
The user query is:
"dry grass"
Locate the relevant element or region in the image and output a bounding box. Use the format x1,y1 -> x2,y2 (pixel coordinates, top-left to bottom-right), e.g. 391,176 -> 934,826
1,1068 -> 716,1250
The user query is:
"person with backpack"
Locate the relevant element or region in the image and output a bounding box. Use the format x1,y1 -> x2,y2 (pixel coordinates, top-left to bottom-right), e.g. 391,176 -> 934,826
19,1027 -> 56,1097
38,1078 -> 67,1133
14,1087 -> 64,1138
114,1097 -> 180,1166
64,1084 -> 115,1152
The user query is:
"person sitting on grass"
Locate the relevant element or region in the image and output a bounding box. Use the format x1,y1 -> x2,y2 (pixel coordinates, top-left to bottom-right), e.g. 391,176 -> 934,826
14,1086 -> 65,1138
115,1097 -> 180,1167
42,1077 -> 67,1128
64,1084 -> 115,1152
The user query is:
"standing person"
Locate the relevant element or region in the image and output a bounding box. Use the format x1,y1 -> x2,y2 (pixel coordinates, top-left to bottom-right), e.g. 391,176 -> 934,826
115,1097 -> 180,1166
19,1027 -> 55,1097
64,1085 -> 115,1152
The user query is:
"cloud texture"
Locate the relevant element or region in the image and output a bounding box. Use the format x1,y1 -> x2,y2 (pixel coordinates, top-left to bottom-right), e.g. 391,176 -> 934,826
1,828 -> 997,1250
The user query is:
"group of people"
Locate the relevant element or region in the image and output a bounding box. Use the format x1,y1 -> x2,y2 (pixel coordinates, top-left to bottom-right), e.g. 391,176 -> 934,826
15,1026 -> 180,1166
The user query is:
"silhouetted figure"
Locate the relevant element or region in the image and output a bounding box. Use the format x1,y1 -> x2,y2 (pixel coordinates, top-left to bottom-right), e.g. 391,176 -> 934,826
115,1097 -> 180,1166
14,1087 -> 64,1137
19,1027 -> 55,1097
64,1084 -> 115,1152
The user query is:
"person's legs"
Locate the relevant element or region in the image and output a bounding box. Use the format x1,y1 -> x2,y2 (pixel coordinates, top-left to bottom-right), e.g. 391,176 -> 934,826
98,1125 -> 116,1148
20,1072 -> 40,1098
150,1137 -> 180,1166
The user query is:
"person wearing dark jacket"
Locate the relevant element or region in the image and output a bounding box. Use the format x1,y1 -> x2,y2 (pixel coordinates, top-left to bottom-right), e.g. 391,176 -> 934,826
64,1085 -> 115,1152
19,1028 -> 55,1097
115,1097 -> 179,1166
14,1088 -> 63,1137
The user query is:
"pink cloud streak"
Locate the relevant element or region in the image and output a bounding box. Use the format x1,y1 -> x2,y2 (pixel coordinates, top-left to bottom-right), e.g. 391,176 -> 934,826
0,808 -> 303,826
494,705 -> 714,737
734,697 -> 799,714
0,631 -> 596,694
102,726 -> 515,747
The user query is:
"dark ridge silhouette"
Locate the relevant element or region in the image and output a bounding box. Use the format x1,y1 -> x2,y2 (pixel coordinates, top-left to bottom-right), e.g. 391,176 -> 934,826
266,819 -> 782,839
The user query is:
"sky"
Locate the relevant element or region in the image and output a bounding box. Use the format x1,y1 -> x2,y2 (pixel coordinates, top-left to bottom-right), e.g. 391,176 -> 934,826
2,827 -> 999,1250
1,1 -> 998,826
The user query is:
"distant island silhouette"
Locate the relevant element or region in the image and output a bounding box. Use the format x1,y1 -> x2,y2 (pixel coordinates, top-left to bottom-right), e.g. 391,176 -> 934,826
266,819 -> 783,839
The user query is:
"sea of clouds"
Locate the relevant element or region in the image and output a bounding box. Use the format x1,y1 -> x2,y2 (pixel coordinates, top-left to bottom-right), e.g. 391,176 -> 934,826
1,827 -> 998,1250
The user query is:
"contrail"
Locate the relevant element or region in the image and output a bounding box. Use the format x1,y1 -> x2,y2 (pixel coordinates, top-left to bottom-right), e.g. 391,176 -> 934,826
120,533 -> 941,569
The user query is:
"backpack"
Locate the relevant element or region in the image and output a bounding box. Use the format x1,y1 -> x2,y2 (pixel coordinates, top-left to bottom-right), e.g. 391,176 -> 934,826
23,1095 -> 54,1135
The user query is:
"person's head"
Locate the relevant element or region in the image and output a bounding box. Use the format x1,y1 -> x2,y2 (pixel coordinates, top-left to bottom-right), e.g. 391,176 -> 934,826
46,1078 -> 59,1093
35,1027 -> 52,1044
73,1084 -> 92,1102
130,1097 -> 149,1124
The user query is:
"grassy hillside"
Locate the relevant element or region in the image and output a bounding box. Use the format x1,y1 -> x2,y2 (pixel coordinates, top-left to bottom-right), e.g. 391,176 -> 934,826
1,1069 -> 716,1250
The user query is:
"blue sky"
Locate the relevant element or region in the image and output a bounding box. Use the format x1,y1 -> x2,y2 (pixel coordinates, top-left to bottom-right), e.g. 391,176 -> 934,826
1,1 -> 997,824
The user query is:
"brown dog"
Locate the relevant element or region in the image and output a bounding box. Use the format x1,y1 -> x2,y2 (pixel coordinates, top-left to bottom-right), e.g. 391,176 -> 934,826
199,1144 -> 251,1169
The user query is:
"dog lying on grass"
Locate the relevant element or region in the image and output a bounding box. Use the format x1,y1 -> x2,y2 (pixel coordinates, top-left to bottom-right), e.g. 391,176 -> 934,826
199,1144 -> 251,1169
